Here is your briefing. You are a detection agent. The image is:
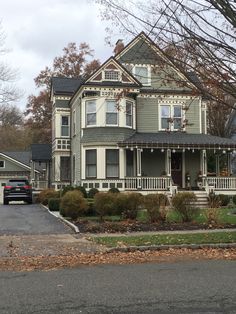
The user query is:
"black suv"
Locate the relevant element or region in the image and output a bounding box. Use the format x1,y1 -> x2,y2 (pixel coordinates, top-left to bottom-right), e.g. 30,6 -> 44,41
3,178 -> 33,205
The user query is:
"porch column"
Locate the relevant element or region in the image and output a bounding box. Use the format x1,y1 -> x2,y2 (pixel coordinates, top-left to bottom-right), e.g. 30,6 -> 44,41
201,149 -> 207,176
165,149 -> 171,176
136,148 -> 142,176
136,148 -> 142,189
216,154 -> 220,176
227,152 -> 231,175
119,148 -> 125,179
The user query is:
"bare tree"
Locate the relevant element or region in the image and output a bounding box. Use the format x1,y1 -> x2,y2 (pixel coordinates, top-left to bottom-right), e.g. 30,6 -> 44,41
96,1 -> 236,122
0,22 -> 21,105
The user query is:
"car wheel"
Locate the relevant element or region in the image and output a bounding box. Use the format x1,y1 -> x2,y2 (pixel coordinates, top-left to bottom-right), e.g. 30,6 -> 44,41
3,199 -> 8,205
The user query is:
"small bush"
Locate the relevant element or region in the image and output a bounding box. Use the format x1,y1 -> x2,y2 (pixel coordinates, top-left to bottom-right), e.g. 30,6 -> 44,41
108,187 -> 120,193
60,190 -> 88,220
218,194 -> 230,207
48,198 -> 61,211
172,192 -> 198,223
75,186 -> 87,198
94,192 -> 116,220
208,193 -> 221,208
61,186 -> 74,197
122,193 -> 143,220
38,188 -> 59,205
112,193 -> 128,216
87,188 -> 99,199
144,193 -> 169,223
86,199 -> 96,216
204,208 -> 220,225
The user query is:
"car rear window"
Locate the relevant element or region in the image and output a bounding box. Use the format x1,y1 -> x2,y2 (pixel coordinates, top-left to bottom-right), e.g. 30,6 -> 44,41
7,180 -> 29,187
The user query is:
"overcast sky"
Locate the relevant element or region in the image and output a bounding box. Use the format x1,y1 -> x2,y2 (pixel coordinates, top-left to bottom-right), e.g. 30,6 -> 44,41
1,0 -> 118,110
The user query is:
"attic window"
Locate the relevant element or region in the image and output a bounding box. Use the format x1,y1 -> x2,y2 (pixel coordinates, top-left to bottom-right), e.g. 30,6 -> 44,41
104,70 -> 119,81
0,160 -> 4,168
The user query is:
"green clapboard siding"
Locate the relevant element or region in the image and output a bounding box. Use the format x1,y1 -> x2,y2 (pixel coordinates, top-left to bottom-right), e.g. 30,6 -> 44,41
136,98 -> 159,132
185,98 -> 200,134
142,149 -> 165,176
185,150 -> 200,187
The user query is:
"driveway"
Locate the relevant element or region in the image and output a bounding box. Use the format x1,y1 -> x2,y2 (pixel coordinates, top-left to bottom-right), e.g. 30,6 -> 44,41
0,203 -> 72,235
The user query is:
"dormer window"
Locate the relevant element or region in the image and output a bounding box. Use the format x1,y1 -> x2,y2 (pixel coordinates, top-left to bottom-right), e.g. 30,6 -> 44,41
104,70 -> 120,81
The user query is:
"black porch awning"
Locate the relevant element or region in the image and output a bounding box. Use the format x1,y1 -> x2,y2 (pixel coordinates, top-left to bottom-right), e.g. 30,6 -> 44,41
118,132 -> 236,150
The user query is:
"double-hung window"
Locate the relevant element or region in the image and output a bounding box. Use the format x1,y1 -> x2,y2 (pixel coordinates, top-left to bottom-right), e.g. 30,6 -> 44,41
134,66 -> 150,85
106,149 -> 119,178
126,101 -> 133,127
106,100 -> 118,125
61,116 -> 69,137
86,150 -> 97,178
160,104 -> 183,131
86,100 -> 96,126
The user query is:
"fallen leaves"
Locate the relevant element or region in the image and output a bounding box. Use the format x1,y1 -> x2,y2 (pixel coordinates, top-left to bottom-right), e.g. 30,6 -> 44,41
0,247 -> 235,272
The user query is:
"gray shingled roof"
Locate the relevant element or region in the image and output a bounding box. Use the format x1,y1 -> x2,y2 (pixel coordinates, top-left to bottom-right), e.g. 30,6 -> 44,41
31,144 -> 52,161
2,151 -> 31,167
118,132 -> 236,149
51,77 -> 83,95
81,127 -> 135,144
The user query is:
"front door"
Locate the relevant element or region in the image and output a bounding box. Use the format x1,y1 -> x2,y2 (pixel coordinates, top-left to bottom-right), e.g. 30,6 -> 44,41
171,152 -> 182,187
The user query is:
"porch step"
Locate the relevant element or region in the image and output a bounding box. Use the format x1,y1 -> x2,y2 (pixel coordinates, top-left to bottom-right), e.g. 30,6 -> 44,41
173,190 -> 209,209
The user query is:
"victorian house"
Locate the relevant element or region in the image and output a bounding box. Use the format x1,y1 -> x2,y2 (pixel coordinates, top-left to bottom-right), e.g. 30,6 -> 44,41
50,32 -> 236,195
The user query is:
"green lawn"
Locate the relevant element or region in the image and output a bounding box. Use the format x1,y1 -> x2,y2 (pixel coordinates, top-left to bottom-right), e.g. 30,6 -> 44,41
91,231 -> 236,247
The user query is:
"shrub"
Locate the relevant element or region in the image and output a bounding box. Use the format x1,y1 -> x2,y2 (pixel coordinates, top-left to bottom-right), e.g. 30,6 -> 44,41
48,198 -> 61,211
60,190 -> 88,220
112,193 -> 128,216
233,195 -> 236,205
75,186 -> 87,198
208,192 -> 221,208
94,192 -> 116,220
218,194 -> 230,207
122,193 -> 143,220
87,188 -> 99,199
86,199 -> 96,216
61,186 -> 74,197
204,208 -> 220,225
144,193 -> 169,223
108,187 -> 120,193
172,192 -> 198,222
38,188 -> 59,205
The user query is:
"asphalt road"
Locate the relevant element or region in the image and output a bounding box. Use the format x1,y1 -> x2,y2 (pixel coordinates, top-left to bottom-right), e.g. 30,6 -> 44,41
0,260 -> 235,313
0,203 -> 72,235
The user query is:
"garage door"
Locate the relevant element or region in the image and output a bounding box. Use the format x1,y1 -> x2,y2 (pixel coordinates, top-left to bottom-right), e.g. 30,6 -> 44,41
0,179 -> 7,204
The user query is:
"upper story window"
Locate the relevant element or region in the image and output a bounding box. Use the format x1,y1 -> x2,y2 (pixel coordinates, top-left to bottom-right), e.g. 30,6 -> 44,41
133,65 -> 150,85
104,70 -> 120,81
86,100 -> 96,126
61,116 -> 69,137
160,104 -> 183,131
106,100 -> 118,125
0,160 -> 5,168
126,101 -> 133,127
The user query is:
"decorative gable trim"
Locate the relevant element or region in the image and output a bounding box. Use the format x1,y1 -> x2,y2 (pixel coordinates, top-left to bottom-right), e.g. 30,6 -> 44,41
85,57 -> 141,86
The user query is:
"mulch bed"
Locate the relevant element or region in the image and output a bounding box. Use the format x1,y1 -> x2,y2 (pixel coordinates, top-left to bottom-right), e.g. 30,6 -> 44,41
75,220 -> 236,233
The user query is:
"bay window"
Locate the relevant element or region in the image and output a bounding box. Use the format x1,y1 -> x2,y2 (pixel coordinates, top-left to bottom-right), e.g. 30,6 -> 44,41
86,150 -> 97,178
106,149 -> 119,178
86,100 -> 96,126
106,100 -> 118,125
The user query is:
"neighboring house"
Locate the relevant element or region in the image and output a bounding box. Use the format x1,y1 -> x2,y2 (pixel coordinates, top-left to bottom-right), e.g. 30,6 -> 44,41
50,32 -> 236,195
0,145 -> 52,201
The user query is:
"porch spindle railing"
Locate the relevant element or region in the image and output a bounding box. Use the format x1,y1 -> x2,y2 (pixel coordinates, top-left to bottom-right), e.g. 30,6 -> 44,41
204,177 -> 236,190
125,177 -> 171,190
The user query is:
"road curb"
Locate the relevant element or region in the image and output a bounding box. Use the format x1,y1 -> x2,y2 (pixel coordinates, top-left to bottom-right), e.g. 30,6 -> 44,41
41,205 -> 79,233
106,242 -> 236,253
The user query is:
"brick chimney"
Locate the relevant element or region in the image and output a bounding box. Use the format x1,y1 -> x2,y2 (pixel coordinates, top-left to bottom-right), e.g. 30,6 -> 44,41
114,39 -> 124,55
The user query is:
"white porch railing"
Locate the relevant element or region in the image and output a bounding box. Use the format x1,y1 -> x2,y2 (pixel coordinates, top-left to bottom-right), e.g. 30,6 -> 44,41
125,176 -> 171,191
203,177 -> 236,190
82,179 -> 125,191
31,181 -> 48,190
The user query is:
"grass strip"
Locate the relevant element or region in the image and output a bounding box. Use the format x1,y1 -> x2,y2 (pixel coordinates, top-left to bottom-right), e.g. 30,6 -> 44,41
92,231 -> 236,247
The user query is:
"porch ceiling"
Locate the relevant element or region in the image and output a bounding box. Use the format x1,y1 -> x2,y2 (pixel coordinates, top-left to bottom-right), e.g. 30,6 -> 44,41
118,132 -> 236,150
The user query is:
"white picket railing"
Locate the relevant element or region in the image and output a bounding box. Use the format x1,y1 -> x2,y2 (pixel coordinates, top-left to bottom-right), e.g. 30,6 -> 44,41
204,177 -> 236,190
31,180 -> 48,190
125,177 -> 171,190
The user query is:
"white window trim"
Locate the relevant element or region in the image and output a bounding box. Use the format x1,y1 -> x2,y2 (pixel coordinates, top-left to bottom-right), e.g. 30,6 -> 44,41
85,149 -> 97,179
85,99 -> 97,127
125,100 -> 133,128
0,160 -> 5,168
61,115 -> 70,138
105,100 -> 119,126
72,109 -> 76,136
159,104 -> 185,131
103,69 -> 121,81
133,65 -> 151,86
